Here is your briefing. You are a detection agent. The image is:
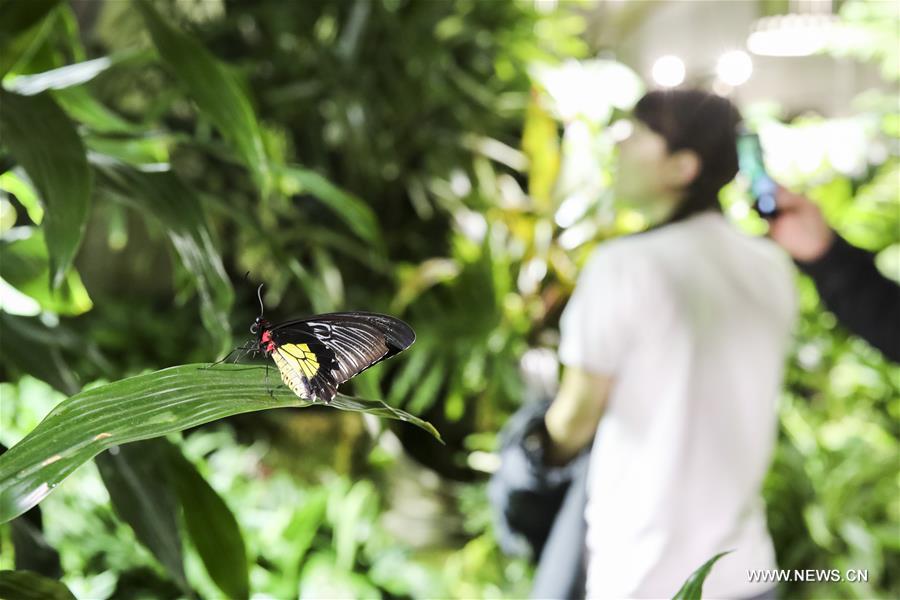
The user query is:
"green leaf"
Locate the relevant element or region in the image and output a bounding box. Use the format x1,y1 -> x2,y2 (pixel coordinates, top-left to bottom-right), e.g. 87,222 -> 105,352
3,471 -> 62,579
95,442 -> 187,592
332,480 -> 376,571
522,96 -> 560,210
0,570 -> 75,600
329,394 -> 442,442
52,86 -> 143,134
4,57 -> 113,95
0,0 -> 60,40
94,160 -> 233,355
108,566 -> 183,600
10,517 -> 62,579
0,312 -> 108,396
671,550 -> 733,600
85,134 -> 170,166
167,442 -> 249,600
0,363 -> 441,523
0,90 -> 92,289
298,553 -> 382,600
283,489 -> 328,587
136,0 -> 271,193
281,166 -> 383,248
0,171 -> 43,224
0,0 -> 61,62
0,228 -> 93,316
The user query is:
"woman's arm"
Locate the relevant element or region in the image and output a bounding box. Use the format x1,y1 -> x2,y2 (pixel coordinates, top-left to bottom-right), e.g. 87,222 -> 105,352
769,188 -> 900,362
797,234 -> 900,362
544,367 -> 613,466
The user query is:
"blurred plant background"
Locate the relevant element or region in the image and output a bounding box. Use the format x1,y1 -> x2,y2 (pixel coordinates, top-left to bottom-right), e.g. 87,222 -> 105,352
0,0 -> 896,598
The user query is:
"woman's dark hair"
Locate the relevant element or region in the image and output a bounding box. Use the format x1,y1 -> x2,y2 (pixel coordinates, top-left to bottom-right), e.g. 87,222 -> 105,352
633,89 -> 742,223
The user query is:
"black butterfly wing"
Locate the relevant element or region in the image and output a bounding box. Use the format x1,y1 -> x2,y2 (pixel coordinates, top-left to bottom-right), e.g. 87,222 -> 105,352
270,312 -> 415,402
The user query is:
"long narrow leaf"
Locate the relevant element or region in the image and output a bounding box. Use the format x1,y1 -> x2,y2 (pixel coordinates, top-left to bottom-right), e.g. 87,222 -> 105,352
168,442 -> 249,599
0,227 -> 93,316
10,517 -> 62,578
0,1 -> 60,78
0,363 -> 440,523
0,90 -> 92,289
136,0 -> 270,193
94,160 -> 233,355
0,313 -> 77,395
95,442 -> 187,592
0,312 -> 109,396
0,0 -> 60,42
671,550 -> 733,600
282,166 -> 383,248
52,86 -> 143,134
5,57 -> 113,95
0,570 -> 75,600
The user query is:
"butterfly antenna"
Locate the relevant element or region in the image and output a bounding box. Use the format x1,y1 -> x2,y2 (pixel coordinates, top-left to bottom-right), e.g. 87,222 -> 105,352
256,283 -> 265,319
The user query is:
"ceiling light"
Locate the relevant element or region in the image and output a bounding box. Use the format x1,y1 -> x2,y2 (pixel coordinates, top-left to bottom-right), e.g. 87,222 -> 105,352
651,55 -> 685,88
747,13 -> 838,57
716,50 -> 753,86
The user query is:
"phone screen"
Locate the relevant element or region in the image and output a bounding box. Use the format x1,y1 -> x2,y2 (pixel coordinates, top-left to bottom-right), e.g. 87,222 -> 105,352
737,132 -> 778,218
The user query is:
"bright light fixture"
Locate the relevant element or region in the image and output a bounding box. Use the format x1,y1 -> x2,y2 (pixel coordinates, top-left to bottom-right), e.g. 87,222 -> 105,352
716,50 -> 753,86
651,55 -> 685,88
747,14 -> 837,57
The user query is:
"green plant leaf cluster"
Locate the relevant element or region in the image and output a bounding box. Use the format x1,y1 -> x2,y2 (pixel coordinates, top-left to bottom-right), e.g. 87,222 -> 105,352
0,363 -> 439,524
0,0 -> 896,598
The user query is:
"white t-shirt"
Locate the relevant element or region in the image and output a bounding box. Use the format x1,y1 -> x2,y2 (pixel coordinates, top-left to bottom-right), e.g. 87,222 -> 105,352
558,211 -> 796,599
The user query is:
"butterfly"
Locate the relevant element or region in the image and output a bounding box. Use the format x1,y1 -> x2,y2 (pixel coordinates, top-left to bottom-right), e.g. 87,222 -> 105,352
248,285 -> 415,403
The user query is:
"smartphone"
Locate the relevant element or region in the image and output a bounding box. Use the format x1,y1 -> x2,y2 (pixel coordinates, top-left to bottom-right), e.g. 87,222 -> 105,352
736,129 -> 778,218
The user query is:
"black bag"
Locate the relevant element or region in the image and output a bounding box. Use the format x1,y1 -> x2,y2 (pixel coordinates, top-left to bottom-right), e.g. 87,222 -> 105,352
488,397 -> 590,599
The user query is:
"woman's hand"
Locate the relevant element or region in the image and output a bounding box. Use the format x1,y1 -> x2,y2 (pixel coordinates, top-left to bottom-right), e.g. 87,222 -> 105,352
768,187 -> 835,262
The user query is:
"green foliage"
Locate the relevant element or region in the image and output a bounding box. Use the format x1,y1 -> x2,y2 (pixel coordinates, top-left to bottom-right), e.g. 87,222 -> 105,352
828,0 -> 900,81
0,364 -> 437,523
136,0 -> 271,193
95,442 -> 188,593
0,0 -> 896,598
166,439 -> 249,599
0,569 -> 76,600
0,0 -> 62,77
0,90 -> 92,289
0,227 -> 92,316
95,162 -> 234,355
97,438 -> 250,598
671,551 -> 733,600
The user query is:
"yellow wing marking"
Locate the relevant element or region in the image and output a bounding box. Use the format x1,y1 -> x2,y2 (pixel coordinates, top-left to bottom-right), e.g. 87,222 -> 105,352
271,350 -> 307,398
279,343 -> 320,379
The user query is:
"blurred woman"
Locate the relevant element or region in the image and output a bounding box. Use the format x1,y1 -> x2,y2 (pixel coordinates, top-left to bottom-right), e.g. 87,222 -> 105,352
544,89 -> 795,599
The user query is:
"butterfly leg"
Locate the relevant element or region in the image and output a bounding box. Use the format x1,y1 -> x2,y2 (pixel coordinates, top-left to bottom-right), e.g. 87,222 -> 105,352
203,340 -> 253,370
265,363 -> 275,399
